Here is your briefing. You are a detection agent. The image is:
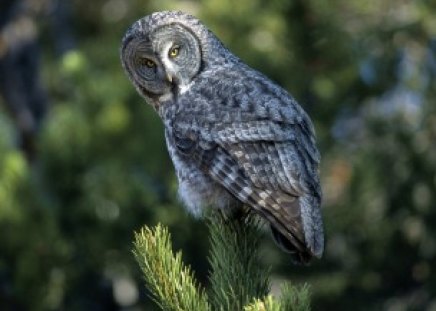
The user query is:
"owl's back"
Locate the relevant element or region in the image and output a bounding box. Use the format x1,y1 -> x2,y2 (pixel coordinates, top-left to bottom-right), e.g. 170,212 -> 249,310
161,63 -> 324,263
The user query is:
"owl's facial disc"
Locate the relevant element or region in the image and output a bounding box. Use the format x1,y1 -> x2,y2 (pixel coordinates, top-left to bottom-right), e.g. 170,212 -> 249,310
151,24 -> 202,91
121,22 -> 201,103
121,37 -> 172,101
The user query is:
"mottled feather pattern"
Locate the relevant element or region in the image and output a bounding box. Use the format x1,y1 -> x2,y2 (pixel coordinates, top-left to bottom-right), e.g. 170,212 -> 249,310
121,11 -> 324,263
213,143 -> 318,261
160,63 -> 324,259
204,146 -> 309,255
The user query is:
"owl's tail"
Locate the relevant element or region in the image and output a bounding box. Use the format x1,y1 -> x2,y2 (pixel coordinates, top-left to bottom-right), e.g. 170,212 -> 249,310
270,225 -> 312,264
245,188 -> 322,265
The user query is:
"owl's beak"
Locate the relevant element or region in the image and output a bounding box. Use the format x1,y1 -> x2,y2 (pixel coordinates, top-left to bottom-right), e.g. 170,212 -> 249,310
166,73 -> 173,83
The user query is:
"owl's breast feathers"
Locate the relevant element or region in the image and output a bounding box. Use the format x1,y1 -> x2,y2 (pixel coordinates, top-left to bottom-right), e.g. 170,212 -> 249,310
163,66 -> 324,263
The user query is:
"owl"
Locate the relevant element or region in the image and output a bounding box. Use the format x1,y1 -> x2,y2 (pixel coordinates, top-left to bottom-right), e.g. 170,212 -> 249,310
120,11 -> 324,264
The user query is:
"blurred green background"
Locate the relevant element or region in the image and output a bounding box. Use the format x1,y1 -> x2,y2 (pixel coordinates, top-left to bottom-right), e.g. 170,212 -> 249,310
0,0 -> 435,310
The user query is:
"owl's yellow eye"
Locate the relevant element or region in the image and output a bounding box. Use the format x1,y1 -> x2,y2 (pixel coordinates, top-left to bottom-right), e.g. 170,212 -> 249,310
139,58 -> 156,68
169,46 -> 180,58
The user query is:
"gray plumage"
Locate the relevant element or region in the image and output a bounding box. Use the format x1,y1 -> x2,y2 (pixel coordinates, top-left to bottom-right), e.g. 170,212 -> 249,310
120,11 -> 324,263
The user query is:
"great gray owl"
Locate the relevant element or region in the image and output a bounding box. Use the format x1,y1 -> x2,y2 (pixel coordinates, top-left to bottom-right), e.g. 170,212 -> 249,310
120,11 -> 324,263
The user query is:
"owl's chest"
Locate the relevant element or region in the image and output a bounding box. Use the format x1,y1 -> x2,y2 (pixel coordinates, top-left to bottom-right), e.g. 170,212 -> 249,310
165,132 -> 208,186
164,129 -> 236,216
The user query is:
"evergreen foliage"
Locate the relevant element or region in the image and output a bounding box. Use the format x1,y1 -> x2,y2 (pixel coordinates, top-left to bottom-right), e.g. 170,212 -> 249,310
244,283 -> 310,311
133,213 -> 312,311
207,213 -> 269,311
239,283 -> 311,311
133,224 -> 210,311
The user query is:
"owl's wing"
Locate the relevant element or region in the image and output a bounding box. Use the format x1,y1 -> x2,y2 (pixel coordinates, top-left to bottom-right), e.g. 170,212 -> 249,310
170,68 -> 323,262
172,111 -> 323,263
214,121 -> 323,263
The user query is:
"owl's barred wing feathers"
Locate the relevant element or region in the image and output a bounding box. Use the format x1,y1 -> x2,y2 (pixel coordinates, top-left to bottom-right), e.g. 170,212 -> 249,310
172,121 -> 322,263
172,130 -> 310,262
171,69 -> 324,262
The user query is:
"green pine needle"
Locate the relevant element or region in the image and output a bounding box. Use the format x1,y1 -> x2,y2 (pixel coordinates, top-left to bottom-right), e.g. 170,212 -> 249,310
133,217 -> 312,311
208,212 -> 270,311
244,283 -> 312,311
279,283 -> 311,311
244,295 -> 281,311
133,224 -> 211,311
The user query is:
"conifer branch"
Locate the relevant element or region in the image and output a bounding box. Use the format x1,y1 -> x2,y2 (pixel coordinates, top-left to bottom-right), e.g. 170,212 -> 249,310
133,224 -> 211,311
207,212 -> 270,311
133,216 -> 312,311
278,283 -> 311,311
244,283 -> 311,311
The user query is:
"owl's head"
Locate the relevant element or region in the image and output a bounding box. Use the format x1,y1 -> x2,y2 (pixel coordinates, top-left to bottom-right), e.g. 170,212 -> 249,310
121,11 -> 231,104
